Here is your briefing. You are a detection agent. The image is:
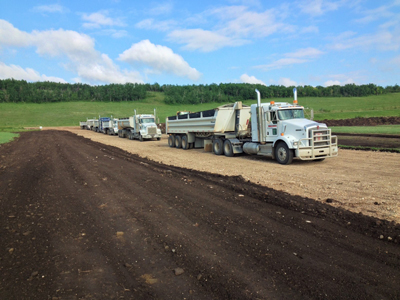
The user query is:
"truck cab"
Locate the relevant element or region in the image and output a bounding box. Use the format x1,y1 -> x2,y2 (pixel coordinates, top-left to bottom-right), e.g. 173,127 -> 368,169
248,89 -> 338,164
132,114 -> 162,140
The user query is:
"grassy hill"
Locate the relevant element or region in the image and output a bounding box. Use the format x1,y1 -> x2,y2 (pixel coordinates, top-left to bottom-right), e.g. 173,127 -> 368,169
1,92 -> 399,130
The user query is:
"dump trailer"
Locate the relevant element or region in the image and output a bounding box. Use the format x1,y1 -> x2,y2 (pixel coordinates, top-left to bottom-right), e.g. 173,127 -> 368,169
86,119 -> 99,131
166,89 -> 338,164
118,109 -> 162,141
79,121 -> 87,129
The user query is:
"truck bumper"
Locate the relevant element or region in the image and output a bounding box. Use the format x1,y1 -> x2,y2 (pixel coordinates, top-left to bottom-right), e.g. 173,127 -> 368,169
296,145 -> 338,160
142,134 -> 162,139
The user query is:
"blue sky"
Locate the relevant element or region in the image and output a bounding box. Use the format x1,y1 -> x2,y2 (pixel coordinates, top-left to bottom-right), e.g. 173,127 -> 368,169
1,0 -> 400,87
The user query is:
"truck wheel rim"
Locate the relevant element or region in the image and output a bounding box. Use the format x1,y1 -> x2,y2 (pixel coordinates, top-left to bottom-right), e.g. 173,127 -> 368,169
278,147 -> 287,161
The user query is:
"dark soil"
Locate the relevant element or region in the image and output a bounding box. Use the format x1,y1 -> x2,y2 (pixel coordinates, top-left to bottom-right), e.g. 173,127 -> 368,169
320,116 -> 400,127
1,131 -> 400,299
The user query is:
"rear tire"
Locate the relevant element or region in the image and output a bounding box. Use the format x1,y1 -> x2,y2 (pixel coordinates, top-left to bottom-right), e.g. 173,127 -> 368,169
223,140 -> 234,157
181,135 -> 189,150
275,142 -> 293,165
213,139 -> 224,155
175,135 -> 182,148
168,135 -> 175,147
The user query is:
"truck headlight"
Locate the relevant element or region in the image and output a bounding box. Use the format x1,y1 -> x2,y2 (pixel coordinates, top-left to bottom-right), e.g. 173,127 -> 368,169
293,142 -> 298,146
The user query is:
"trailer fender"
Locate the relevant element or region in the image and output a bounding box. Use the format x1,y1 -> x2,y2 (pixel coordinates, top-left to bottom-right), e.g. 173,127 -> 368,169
226,138 -> 243,154
187,133 -> 195,143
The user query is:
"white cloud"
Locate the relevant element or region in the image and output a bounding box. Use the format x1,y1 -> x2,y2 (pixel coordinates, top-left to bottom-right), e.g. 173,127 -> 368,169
354,2 -> 400,24
329,31 -> 400,51
168,29 -> 248,52
324,80 -> 341,86
105,29 -> 128,38
148,3 -> 173,15
160,5 -> 293,52
0,62 -> 67,83
118,40 -> 201,81
135,18 -> 177,32
300,25 -> 319,34
324,74 -> 355,86
256,58 -> 308,71
33,4 -> 68,14
82,11 -> 125,29
0,20 -> 32,47
255,47 -> 323,71
298,0 -> 341,16
210,6 -> 291,38
0,20 -> 143,84
286,47 -> 324,58
278,78 -> 297,87
240,74 -> 266,85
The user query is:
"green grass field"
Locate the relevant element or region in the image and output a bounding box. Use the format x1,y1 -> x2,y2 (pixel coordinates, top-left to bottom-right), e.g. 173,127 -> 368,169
0,132 -> 19,144
331,125 -> 400,135
1,92 -> 399,133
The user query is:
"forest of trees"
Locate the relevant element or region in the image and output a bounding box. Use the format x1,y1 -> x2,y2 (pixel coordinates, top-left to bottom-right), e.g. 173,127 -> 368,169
0,78 -> 399,104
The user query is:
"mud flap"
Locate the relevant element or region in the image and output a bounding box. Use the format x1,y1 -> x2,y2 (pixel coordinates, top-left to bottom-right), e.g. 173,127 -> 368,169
228,138 -> 244,154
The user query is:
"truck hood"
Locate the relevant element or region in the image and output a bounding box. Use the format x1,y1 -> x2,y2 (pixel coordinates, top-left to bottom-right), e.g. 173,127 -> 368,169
281,118 -> 327,130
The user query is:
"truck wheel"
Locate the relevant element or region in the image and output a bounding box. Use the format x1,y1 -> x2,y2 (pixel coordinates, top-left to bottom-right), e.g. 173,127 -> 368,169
275,142 -> 293,165
157,137 -> 161,141
223,140 -> 234,157
181,135 -> 189,150
139,134 -> 143,142
175,135 -> 182,148
168,135 -> 175,147
213,139 -> 224,155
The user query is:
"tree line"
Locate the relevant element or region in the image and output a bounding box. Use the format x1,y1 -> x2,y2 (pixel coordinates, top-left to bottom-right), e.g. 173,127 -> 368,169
163,83 -> 400,104
0,78 -> 399,104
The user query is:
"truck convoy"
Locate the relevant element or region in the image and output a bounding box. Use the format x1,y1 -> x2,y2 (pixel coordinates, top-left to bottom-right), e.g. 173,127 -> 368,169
166,89 -> 338,164
117,110 -> 162,141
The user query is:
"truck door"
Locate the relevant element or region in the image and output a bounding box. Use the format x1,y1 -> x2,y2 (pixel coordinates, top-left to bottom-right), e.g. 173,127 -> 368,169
267,111 -> 278,138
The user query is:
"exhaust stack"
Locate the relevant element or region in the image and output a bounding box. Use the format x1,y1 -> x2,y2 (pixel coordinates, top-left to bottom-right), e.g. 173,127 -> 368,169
255,89 -> 264,143
293,87 -> 298,105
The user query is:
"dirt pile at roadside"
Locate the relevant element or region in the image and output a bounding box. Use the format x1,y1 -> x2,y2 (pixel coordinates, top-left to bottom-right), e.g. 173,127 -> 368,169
321,116 -> 400,127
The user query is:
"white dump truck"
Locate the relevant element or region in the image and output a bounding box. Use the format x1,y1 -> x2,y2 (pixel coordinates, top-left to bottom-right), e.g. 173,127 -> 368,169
86,119 -> 99,131
166,89 -> 338,164
102,118 -> 119,135
79,121 -> 87,129
118,109 -> 162,141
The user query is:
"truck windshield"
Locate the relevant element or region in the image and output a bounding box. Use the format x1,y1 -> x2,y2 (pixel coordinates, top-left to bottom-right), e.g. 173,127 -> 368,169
277,109 -> 304,120
140,118 -> 155,123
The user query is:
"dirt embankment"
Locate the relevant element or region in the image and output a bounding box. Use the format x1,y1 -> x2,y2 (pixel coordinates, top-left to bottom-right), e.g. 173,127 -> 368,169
1,130 -> 400,299
320,116 -> 400,127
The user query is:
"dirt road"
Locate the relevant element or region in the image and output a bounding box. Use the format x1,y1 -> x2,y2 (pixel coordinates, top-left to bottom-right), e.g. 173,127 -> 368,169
61,127 -> 400,224
1,130 -> 400,299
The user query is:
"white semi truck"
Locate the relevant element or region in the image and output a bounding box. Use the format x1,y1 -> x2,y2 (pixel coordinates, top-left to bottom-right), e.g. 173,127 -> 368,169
86,118 -> 99,131
166,89 -> 338,164
103,118 -> 119,135
118,110 -> 162,141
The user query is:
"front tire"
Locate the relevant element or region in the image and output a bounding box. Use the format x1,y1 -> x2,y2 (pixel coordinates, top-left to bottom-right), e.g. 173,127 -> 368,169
213,139 -> 224,155
275,142 -> 293,165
